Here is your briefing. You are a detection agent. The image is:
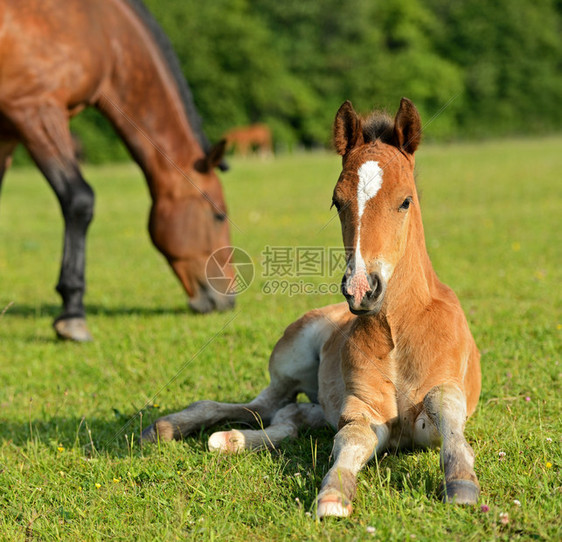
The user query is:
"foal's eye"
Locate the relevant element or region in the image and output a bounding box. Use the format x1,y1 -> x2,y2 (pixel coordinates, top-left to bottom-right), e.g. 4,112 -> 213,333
331,198 -> 342,212
214,212 -> 227,222
399,197 -> 413,211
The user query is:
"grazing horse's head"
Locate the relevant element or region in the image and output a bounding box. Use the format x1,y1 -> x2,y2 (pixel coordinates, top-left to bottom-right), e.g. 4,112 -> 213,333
332,98 -> 422,315
149,141 -> 236,314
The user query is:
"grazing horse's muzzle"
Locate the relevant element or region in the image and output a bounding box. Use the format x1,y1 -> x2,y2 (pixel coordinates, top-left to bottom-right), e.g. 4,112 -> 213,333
189,282 -> 236,314
341,270 -> 386,315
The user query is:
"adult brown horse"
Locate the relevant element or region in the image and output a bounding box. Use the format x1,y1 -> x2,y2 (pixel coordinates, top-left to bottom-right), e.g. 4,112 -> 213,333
0,0 -> 234,341
224,124 -> 272,157
143,98 -> 482,517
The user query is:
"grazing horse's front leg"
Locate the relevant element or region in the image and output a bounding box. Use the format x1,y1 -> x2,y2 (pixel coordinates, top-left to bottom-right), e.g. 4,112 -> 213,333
316,395 -> 390,518
423,384 -> 480,504
50,166 -> 95,342
9,103 -> 95,341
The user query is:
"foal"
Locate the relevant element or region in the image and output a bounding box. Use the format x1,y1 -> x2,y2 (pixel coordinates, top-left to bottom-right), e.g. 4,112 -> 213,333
143,98 -> 482,517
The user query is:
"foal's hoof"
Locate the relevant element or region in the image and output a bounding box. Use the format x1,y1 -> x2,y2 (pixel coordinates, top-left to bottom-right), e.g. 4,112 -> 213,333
208,430 -> 246,453
316,491 -> 353,518
141,420 -> 175,443
141,424 -> 158,443
53,317 -> 93,342
441,479 -> 480,505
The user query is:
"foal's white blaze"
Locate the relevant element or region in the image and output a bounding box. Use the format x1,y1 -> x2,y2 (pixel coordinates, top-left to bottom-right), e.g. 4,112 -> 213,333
346,161 -> 383,304
357,160 -> 383,218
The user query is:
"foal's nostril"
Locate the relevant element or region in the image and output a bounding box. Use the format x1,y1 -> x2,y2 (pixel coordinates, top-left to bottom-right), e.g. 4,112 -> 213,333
365,277 -> 377,299
340,274 -> 347,296
369,273 -> 383,299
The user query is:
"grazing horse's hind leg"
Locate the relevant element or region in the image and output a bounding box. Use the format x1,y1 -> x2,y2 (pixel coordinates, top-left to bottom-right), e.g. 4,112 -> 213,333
9,103 -> 95,341
423,385 -> 480,504
0,141 -> 17,192
0,141 -> 18,208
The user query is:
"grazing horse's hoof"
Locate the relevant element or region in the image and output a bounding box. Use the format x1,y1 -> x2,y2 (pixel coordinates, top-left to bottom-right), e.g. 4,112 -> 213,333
441,479 -> 480,505
53,317 -> 93,342
316,491 -> 353,518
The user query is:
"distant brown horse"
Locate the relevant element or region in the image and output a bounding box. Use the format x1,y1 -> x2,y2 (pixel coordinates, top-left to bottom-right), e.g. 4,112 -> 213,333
144,99 -> 481,516
224,124 -> 272,157
0,0 -> 234,341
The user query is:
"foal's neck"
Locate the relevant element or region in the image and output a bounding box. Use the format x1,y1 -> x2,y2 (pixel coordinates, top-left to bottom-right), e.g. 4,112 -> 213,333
376,207 -> 436,331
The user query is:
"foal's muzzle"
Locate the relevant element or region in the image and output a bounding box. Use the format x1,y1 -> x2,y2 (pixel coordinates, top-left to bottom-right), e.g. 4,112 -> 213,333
341,270 -> 386,315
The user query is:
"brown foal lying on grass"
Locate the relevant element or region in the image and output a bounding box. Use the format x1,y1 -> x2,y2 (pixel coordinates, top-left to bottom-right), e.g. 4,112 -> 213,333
143,97 -> 481,518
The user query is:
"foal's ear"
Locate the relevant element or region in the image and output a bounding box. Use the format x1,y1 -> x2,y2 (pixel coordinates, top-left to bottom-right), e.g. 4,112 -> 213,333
333,100 -> 364,156
393,97 -> 422,154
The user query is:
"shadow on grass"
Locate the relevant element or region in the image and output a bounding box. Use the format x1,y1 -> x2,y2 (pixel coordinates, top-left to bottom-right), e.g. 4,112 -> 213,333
2,302 -> 187,319
0,407 -> 336,459
0,411 -> 451,508
0,412 -> 155,457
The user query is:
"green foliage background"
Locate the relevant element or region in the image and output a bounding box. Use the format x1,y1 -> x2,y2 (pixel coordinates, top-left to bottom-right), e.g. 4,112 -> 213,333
15,0 -> 562,164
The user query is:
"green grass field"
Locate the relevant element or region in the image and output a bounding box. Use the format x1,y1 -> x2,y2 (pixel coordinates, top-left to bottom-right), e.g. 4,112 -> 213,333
0,138 -> 560,540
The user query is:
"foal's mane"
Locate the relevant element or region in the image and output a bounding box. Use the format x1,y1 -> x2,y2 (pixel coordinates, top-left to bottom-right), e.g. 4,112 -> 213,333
362,111 -> 395,145
361,110 -> 420,190
124,0 -> 212,154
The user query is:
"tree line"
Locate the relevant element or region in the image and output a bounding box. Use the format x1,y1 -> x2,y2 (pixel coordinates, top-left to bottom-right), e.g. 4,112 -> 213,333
18,0 -> 562,163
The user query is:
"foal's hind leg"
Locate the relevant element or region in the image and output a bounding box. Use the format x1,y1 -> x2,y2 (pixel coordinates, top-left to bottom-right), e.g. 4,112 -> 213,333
208,402 -> 325,453
142,309 -> 331,443
423,385 -> 480,504
141,383 -> 295,443
9,104 -> 95,341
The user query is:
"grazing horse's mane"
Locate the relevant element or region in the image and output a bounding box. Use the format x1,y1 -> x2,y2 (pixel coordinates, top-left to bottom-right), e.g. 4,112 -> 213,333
124,0 -> 211,155
362,111 -> 395,145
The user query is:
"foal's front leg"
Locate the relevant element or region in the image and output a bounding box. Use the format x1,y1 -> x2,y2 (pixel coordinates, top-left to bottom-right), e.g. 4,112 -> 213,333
316,396 -> 389,518
423,384 -> 480,504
